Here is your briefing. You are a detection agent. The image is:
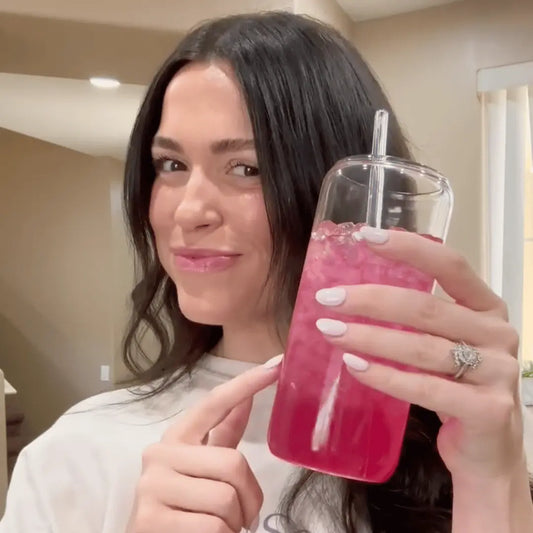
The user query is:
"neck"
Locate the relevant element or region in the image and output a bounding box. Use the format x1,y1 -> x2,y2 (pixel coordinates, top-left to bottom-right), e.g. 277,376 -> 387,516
212,319 -> 285,364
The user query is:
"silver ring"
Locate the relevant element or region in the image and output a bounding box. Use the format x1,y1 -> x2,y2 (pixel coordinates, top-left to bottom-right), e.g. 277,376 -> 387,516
451,342 -> 482,380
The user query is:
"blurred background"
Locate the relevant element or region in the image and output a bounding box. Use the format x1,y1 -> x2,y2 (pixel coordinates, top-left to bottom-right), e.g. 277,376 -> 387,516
0,0 -> 532,482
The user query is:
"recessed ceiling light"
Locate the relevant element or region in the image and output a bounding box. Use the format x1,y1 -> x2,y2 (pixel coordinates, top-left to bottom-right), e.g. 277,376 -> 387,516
90,77 -> 121,89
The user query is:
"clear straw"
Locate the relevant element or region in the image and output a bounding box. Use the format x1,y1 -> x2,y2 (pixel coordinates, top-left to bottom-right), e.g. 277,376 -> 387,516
366,110 -> 389,228
311,111 -> 390,453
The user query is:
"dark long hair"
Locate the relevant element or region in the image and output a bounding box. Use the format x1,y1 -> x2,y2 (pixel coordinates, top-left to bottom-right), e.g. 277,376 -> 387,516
123,11 -> 456,532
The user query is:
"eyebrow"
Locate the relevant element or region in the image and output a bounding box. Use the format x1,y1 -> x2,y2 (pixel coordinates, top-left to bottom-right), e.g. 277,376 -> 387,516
151,136 -> 255,155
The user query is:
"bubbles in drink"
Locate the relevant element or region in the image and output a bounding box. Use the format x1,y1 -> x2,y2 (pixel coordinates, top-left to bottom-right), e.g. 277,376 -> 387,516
269,221 -> 437,482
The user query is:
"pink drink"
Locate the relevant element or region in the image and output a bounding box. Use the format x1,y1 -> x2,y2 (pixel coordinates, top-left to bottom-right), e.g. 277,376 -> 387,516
268,221 -> 437,482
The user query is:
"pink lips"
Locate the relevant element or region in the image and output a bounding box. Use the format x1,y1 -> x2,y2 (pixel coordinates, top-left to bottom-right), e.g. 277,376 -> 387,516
172,248 -> 241,273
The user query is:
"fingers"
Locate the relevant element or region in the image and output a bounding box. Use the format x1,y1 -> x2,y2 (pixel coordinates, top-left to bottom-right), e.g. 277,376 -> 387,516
317,284 -> 518,354
142,443 -> 263,528
150,470 -> 243,532
165,361 -> 281,445
132,505 -> 235,533
343,358 -> 481,419
208,397 -> 254,447
363,229 -> 505,313
170,512 -> 235,533
320,321 -> 520,387
343,358 -> 520,438
130,363 -> 280,533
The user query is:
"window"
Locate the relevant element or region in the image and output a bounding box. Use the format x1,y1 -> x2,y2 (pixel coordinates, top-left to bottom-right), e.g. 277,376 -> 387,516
524,145 -> 533,364
478,61 -> 533,367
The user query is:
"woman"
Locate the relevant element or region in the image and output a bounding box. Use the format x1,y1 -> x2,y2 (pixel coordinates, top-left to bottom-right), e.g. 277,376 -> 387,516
2,11 -> 532,533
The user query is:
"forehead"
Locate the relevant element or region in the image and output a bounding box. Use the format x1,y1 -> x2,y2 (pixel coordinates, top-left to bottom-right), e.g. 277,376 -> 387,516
159,62 -> 253,137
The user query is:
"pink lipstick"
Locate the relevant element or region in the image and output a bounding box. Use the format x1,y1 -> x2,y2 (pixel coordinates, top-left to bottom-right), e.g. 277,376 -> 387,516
172,248 -> 241,273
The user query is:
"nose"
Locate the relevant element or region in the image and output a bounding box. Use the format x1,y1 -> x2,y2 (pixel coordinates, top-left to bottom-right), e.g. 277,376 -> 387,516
173,166 -> 221,232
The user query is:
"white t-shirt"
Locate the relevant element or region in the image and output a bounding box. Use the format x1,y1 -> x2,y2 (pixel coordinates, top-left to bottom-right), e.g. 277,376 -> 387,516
1,355 -> 531,533
0,356 -> 359,533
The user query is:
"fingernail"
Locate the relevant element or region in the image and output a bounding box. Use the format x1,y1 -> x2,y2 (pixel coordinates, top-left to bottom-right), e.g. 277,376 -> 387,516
315,287 -> 346,306
343,352 -> 370,372
316,318 -> 347,337
360,225 -> 389,244
263,354 -> 283,369
248,515 -> 260,533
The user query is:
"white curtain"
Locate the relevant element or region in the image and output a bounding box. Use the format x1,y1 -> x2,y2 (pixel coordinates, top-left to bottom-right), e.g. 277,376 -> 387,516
479,62 -> 533,343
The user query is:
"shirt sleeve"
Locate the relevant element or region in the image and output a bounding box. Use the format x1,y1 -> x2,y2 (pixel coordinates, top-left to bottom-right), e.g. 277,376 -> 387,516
0,429 -> 109,533
0,447 -> 52,532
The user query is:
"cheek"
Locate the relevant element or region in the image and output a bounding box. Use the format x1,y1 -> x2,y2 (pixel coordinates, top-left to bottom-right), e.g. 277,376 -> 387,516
149,181 -> 173,235
240,191 -> 272,255
148,181 -> 178,267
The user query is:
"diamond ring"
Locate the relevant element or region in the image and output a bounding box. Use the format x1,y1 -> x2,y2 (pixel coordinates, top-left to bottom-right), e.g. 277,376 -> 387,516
451,342 -> 482,380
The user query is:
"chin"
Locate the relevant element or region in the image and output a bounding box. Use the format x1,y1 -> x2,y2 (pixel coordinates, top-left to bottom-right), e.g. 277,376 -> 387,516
176,291 -> 239,326
180,308 -> 225,326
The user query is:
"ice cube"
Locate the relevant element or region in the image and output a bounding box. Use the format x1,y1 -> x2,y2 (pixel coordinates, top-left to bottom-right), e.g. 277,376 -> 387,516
311,231 -> 326,241
337,222 -> 358,233
313,220 -> 338,237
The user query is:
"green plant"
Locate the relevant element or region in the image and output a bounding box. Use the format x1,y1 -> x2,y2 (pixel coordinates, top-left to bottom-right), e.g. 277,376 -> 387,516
521,360 -> 533,378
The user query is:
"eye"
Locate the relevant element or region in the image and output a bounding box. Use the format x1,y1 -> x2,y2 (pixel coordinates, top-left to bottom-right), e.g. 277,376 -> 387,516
153,157 -> 187,174
228,163 -> 260,177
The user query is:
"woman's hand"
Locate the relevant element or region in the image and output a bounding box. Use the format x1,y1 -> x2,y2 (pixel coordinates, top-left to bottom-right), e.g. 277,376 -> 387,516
315,227 -> 532,532
126,358 -> 281,533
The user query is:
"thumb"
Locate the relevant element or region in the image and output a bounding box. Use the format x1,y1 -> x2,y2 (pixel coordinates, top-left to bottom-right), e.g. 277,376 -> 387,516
207,397 -> 254,448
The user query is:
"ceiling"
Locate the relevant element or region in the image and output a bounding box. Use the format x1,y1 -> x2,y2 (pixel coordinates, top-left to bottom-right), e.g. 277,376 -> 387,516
0,0 -> 463,160
0,0 -> 292,31
0,0 -> 462,29
336,0 -> 461,21
0,74 -> 145,159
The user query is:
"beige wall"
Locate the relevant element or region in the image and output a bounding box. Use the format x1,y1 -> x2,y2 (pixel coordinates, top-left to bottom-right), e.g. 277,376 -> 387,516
0,129 -> 128,441
0,13 -> 182,85
109,178 -> 135,384
524,156 -> 533,363
351,0 -> 533,273
294,0 -> 352,37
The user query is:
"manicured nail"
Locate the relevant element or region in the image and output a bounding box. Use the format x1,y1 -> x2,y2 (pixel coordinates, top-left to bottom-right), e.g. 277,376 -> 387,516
343,352 -> 370,372
263,354 -> 283,369
316,318 -> 347,336
360,225 -> 389,244
248,515 -> 260,532
315,287 -> 346,306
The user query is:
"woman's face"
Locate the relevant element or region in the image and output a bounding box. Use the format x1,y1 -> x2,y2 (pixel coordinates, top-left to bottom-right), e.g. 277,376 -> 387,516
149,62 -> 273,326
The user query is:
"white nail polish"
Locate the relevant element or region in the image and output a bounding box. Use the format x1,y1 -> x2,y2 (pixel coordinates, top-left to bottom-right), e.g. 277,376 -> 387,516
263,353 -> 284,369
343,352 -> 370,372
316,318 -> 347,336
360,225 -> 389,244
248,515 -> 260,533
315,287 -> 346,306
